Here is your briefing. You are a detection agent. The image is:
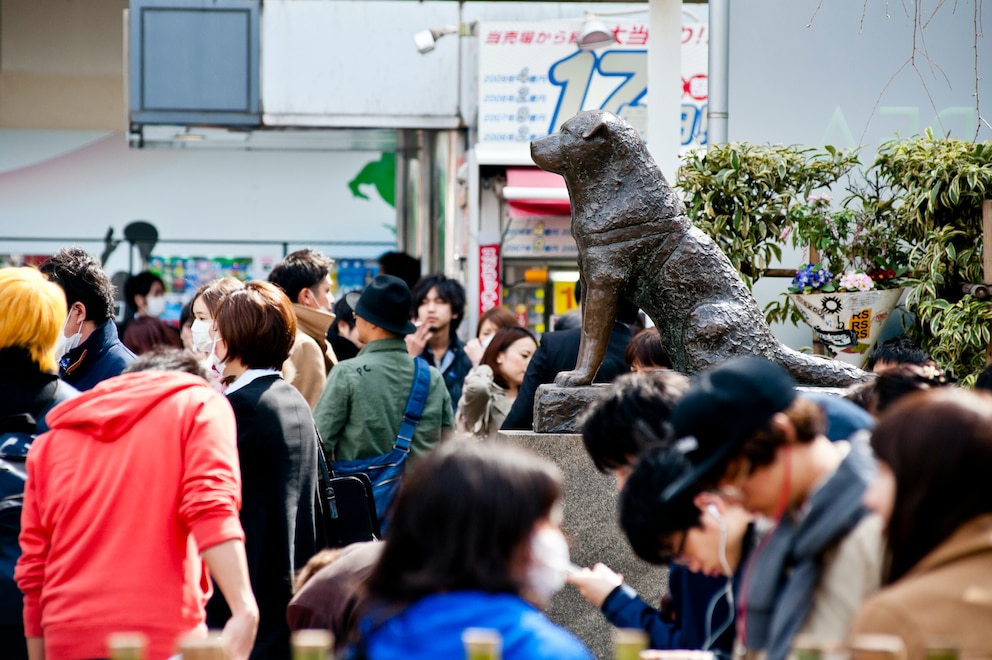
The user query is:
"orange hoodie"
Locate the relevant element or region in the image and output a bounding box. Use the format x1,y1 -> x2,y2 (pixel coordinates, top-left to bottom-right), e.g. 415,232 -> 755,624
15,370 -> 244,660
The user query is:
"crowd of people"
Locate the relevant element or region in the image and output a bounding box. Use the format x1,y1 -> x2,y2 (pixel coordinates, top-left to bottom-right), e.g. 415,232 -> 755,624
1,245 -> 991,660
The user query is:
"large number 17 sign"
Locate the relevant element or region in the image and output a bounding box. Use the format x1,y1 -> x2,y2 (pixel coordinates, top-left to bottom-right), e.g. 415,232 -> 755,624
548,49 -> 707,147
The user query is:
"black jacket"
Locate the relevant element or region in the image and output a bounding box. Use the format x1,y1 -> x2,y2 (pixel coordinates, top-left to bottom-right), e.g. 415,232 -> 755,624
206,375 -> 321,660
501,322 -> 632,430
59,320 -> 135,392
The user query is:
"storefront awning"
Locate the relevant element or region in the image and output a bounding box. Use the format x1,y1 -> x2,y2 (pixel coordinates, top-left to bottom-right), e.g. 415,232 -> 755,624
503,167 -> 570,218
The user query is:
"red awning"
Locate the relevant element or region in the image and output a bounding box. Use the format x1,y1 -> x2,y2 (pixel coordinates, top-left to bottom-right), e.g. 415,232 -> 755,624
503,167 -> 570,218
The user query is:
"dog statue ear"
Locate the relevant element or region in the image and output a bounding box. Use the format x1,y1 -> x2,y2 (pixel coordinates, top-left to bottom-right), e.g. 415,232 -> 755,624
581,116 -> 609,140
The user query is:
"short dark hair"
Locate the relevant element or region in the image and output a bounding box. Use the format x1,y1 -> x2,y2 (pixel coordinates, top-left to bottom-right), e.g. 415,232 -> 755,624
974,364 -> 992,392
867,336 -> 930,371
379,251 -> 421,290
215,280 -> 297,370
123,271 -> 165,313
268,248 -> 333,304
123,346 -> 208,379
480,326 -> 537,389
872,363 -> 952,414
39,247 -> 116,324
578,371 -> 689,473
410,274 -> 466,333
620,446 -> 704,565
624,328 -> 673,369
366,440 -> 562,605
331,293 -> 358,333
871,388 -> 992,584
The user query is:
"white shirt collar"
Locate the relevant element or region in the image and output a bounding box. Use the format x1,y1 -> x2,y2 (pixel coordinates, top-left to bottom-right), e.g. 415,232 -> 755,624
225,368 -> 282,395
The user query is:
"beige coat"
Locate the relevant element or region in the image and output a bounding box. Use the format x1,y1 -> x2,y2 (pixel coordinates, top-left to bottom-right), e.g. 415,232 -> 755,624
282,304 -> 337,409
455,365 -> 511,440
849,514 -> 992,659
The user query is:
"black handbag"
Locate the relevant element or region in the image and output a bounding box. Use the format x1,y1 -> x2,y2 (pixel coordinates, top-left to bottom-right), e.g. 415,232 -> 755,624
316,439 -> 381,548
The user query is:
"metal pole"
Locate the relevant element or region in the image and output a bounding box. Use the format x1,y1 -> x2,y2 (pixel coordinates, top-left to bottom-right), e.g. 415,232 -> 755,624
707,0 -> 730,146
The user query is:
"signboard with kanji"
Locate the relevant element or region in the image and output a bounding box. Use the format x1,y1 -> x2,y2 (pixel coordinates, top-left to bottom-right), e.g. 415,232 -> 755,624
477,18 -> 708,155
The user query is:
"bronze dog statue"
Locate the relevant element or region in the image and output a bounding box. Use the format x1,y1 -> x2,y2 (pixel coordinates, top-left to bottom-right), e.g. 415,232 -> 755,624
530,110 -> 866,387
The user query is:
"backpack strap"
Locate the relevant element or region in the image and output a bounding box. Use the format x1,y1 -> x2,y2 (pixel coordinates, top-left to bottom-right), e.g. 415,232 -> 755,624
394,357 -> 431,453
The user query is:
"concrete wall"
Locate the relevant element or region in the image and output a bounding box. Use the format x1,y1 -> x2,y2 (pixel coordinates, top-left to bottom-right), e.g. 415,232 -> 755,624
501,430 -> 668,660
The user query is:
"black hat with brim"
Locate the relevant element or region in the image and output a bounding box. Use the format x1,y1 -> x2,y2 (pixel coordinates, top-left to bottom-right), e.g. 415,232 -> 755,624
355,274 -> 418,336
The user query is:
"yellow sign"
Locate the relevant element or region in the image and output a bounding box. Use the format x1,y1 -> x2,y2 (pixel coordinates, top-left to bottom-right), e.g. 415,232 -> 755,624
553,281 -> 579,315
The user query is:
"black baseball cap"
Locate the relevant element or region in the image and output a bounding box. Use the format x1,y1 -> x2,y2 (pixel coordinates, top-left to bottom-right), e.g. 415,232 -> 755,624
661,356 -> 797,501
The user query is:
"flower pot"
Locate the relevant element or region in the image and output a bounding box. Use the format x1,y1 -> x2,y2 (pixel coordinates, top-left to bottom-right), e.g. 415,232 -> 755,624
788,288 -> 905,368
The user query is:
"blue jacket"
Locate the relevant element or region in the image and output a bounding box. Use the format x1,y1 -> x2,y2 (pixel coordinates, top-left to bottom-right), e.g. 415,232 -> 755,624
59,320 -> 135,391
602,566 -> 734,655
354,591 -> 592,660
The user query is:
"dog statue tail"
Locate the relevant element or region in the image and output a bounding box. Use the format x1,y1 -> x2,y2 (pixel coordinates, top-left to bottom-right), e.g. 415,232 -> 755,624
771,344 -> 871,387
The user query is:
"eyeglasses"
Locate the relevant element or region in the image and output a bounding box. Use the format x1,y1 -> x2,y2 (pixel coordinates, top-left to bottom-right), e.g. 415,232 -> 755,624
661,530 -> 689,565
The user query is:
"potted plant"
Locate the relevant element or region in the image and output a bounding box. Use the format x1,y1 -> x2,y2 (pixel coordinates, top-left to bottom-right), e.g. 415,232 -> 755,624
776,188 -> 912,367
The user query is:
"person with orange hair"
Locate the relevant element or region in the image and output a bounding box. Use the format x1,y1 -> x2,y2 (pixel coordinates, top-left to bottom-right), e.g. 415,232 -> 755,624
0,267 -> 79,658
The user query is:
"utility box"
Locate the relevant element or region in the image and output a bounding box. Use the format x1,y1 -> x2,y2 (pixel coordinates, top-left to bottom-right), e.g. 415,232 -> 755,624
128,0 -> 260,127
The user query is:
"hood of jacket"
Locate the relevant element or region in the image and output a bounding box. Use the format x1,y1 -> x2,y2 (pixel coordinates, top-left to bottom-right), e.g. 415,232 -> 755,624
44,370 -> 213,442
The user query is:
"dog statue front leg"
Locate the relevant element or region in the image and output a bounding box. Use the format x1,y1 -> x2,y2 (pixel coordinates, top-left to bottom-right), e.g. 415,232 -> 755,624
555,278 -> 619,387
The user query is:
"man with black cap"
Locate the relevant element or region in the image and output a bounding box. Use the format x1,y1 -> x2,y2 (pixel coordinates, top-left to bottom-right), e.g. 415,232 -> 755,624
313,275 -> 453,468
666,356 -> 883,660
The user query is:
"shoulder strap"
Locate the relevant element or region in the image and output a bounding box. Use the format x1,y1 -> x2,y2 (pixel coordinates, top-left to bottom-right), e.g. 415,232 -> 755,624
394,357 -> 431,452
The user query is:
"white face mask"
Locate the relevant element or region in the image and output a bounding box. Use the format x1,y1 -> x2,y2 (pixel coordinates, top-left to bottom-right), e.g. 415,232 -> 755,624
207,339 -> 226,375
54,310 -> 84,359
145,295 -> 166,318
525,527 -> 571,607
191,319 -> 214,353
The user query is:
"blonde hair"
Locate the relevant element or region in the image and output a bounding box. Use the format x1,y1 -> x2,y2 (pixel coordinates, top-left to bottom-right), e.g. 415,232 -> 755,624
0,267 -> 67,372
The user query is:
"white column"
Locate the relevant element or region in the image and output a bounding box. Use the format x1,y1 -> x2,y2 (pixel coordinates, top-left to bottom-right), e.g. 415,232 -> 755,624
647,0 -> 683,183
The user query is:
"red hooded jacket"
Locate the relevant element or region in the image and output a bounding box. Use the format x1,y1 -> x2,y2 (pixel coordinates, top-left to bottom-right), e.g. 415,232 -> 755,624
15,370 -> 244,660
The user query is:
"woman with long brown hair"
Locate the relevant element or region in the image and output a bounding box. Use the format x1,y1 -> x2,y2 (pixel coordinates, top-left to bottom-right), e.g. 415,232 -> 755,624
456,326 -> 537,439
850,388 -> 992,657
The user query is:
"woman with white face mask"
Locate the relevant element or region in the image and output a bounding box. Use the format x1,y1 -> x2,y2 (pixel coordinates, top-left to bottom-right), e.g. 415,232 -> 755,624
121,271 -> 182,355
187,277 -> 243,391
351,440 -> 592,660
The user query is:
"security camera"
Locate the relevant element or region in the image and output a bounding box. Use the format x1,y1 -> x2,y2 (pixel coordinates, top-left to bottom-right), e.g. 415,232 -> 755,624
414,29 -> 438,54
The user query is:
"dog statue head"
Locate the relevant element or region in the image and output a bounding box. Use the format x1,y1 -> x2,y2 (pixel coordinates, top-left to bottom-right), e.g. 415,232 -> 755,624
531,110 -> 652,180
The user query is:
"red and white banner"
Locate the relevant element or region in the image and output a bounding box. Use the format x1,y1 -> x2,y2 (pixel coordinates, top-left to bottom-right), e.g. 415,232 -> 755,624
479,244 -> 502,314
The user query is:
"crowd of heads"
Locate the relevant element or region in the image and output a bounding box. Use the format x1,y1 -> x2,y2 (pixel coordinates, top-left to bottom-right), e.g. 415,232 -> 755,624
7,243 -> 992,658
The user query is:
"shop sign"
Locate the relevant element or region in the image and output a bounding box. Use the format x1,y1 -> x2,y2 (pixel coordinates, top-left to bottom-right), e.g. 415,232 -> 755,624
479,244 -> 502,314
478,18 -> 708,151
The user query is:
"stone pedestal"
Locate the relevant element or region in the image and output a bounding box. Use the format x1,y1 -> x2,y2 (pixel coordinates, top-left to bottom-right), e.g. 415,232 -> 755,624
533,384 -> 612,433
498,430 -> 668,660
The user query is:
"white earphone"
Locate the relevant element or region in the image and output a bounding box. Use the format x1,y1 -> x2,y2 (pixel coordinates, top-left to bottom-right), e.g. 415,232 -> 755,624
706,503 -> 723,524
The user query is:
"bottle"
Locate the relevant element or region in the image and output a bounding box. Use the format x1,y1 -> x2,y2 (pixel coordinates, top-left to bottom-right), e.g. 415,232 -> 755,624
613,628 -> 648,660
106,632 -> 148,660
463,627 -> 502,660
177,632 -> 226,659
848,633 -> 907,660
791,634 -> 825,660
925,642 -> 960,660
292,629 -> 334,660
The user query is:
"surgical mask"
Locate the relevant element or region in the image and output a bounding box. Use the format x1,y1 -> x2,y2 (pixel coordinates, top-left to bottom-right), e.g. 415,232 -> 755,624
207,340 -> 226,375
191,319 -> 214,353
145,295 -> 166,318
54,311 -> 84,359
524,527 -> 571,606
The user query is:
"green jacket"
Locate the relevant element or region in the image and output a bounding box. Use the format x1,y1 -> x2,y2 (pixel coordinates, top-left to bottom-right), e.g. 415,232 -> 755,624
313,338 -> 454,462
